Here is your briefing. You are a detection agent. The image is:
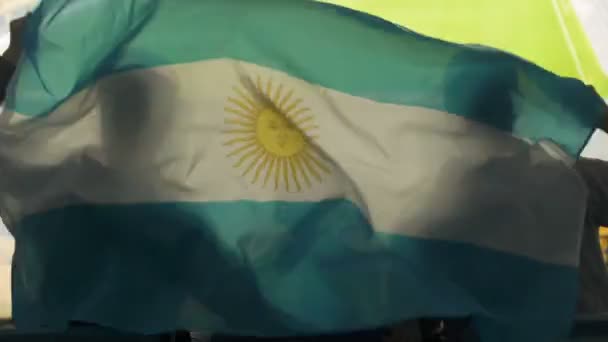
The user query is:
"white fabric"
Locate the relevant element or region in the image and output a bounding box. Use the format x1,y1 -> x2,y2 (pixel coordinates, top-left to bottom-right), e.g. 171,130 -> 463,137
0,59 -> 587,266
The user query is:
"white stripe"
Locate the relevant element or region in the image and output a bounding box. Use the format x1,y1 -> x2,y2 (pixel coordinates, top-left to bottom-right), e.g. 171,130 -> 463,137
552,0 -> 587,82
0,59 -> 586,266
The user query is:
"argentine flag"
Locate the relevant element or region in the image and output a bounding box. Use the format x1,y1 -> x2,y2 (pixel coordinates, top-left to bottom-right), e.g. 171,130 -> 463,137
1,0 -> 607,341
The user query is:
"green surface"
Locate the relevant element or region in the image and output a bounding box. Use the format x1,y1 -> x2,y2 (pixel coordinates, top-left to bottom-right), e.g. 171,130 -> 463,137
324,0 -> 608,98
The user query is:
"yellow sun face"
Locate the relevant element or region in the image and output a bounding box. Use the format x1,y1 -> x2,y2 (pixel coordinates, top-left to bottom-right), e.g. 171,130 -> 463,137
256,108 -> 306,157
223,76 -> 330,192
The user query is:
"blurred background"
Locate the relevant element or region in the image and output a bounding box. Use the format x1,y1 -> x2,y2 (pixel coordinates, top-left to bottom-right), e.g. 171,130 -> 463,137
0,0 -> 607,322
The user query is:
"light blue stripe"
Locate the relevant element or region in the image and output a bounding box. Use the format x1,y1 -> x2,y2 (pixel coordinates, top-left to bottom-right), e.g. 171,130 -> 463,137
11,200 -> 577,341
5,0 -> 605,156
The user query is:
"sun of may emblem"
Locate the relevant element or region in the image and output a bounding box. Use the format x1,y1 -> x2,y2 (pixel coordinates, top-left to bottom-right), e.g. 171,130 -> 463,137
223,76 -> 330,192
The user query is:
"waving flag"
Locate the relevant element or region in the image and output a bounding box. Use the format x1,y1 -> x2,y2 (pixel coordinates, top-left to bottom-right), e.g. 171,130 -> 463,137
0,0 -> 606,341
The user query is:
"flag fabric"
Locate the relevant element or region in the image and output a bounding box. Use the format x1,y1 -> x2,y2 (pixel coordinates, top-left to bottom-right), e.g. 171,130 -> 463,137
0,0 -> 607,341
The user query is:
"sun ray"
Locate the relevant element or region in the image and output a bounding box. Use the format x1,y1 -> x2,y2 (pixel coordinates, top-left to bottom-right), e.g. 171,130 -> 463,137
274,156 -> 282,190
266,78 -> 273,97
223,136 -> 257,146
225,107 -> 257,121
264,156 -> 277,187
288,157 -> 302,192
222,129 -> 255,134
301,125 -> 320,132
227,141 -> 258,157
228,97 -> 257,114
256,75 -> 263,92
300,153 -> 323,183
286,106 -> 310,119
282,158 -> 290,192
273,84 -> 284,104
294,115 -> 314,126
293,154 -> 311,188
278,89 -> 294,110
242,149 -> 265,177
253,154 -> 271,184
224,118 -> 256,128
234,146 -> 263,168
283,98 -> 303,115
233,86 -> 260,112
304,148 -> 331,174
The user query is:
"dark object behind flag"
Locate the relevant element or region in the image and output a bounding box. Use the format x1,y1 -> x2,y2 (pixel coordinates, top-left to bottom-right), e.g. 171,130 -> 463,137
0,57 -> 15,103
576,158 -> 608,314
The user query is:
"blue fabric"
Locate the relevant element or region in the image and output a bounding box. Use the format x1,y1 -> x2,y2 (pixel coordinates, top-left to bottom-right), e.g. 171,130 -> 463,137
6,0 -> 605,156
12,200 -> 577,341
